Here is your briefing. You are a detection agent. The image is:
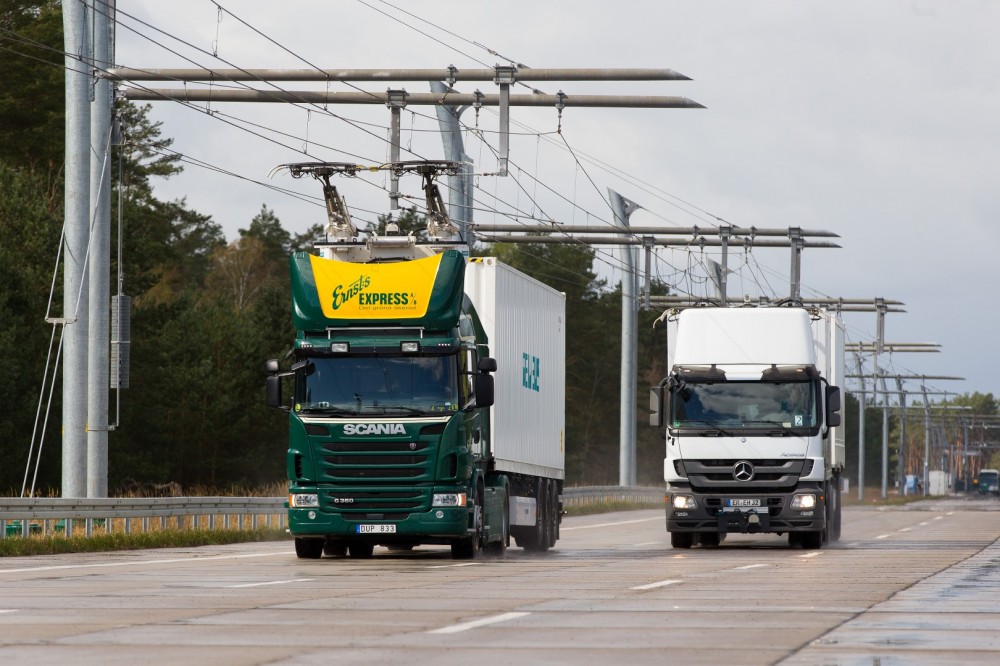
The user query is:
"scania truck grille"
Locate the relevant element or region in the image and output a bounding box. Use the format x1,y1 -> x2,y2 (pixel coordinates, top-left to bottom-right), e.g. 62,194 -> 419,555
323,488 -> 426,513
320,440 -> 433,484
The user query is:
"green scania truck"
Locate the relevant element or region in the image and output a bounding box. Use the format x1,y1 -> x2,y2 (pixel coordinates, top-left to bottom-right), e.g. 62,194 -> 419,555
265,163 -> 565,559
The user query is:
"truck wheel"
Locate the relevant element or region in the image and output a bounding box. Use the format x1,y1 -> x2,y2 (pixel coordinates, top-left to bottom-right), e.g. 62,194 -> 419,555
483,487 -> 508,558
518,478 -> 550,552
545,480 -> 559,549
452,489 -> 483,559
831,482 -> 842,542
670,532 -> 693,549
347,542 -> 374,559
699,532 -> 720,548
323,538 -> 347,557
800,531 -> 823,549
295,537 -> 324,559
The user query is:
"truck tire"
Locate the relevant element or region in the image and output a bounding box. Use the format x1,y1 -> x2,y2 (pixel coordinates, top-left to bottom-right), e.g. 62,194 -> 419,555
699,532 -> 720,548
799,531 -> 823,549
544,479 -> 559,549
452,488 -> 483,559
323,538 -> 347,557
347,542 -> 375,559
831,481 -> 842,542
517,478 -> 551,552
483,487 -> 509,558
295,537 -> 324,559
670,532 -> 693,549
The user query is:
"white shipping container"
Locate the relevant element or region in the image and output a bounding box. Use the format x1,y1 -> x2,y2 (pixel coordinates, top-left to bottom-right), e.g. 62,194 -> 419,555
464,258 -> 566,479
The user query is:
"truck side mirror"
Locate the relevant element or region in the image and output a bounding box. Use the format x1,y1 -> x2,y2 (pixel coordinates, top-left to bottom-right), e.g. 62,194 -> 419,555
478,357 -> 497,373
825,386 -> 842,428
649,385 -> 664,428
474,373 -> 495,408
265,359 -> 284,410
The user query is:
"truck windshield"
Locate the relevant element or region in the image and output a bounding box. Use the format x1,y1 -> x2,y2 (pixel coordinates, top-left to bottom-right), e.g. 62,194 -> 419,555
295,355 -> 459,415
670,381 -> 817,431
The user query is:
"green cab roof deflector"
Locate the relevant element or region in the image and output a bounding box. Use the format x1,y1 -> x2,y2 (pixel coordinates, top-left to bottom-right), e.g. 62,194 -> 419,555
290,250 -> 466,332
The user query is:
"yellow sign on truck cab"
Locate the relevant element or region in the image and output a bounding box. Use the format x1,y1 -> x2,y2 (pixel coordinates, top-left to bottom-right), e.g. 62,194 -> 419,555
309,253 -> 443,320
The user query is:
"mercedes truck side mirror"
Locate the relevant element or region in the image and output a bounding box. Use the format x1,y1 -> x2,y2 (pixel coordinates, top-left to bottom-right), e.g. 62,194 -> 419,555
649,385 -> 664,428
825,385 -> 842,428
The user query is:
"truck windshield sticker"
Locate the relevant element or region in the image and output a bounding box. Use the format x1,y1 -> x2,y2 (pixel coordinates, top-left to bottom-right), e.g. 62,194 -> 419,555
309,253 -> 442,319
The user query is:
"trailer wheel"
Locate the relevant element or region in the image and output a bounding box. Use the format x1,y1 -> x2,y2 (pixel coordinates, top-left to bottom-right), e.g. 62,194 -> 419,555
295,537 -> 324,559
670,532 -> 693,549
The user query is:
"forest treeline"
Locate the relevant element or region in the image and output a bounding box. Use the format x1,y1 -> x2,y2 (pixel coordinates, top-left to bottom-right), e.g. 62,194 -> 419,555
2,2 -> 996,494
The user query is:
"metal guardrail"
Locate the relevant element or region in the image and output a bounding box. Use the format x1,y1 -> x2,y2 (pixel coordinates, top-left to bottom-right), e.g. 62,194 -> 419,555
0,497 -> 287,538
562,485 -> 665,508
0,486 -> 665,539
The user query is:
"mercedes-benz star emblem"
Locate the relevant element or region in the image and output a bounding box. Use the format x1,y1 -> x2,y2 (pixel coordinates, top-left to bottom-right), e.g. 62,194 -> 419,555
733,460 -> 755,482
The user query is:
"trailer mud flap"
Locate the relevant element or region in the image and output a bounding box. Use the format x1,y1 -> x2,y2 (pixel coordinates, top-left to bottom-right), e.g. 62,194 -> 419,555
718,510 -> 770,534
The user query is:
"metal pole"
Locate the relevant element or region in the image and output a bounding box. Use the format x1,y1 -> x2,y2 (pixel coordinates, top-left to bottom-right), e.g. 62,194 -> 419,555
855,354 -> 866,501
62,0 -> 91,498
788,227 -> 803,301
107,67 -> 697,82
921,385 -> 931,496
495,66 -> 515,177
87,0 -> 113,498
609,189 -> 641,486
430,81 -> 472,235
386,90 -> 407,212
880,373 -> 889,499
719,226 -> 731,306
896,378 -> 906,495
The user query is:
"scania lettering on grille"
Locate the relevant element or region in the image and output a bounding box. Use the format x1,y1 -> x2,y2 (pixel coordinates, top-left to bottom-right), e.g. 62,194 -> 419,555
343,423 -> 406,436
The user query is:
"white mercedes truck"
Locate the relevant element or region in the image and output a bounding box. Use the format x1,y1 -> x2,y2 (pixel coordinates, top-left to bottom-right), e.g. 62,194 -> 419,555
649,306 -> 845,549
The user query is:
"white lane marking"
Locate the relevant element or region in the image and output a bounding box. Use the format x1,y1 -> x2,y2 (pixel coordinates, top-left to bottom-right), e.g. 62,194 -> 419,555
428,611 -> 530,634
733,564 -> 769,570
845,542 -> 861,548
227,578 -> 314,588
560,517 -> 661,532
946,511 -> 955,516
919,522 -> 929,526
427,563 -> 479,569
933,516 -> 943,520
631,579 -> 682,591
875,534 -> 890,540
0,610 -> 16,614
799,552 -> 821,559
0,551 -> 285,575
633,541 -> 661,547
899,527 -> 912,532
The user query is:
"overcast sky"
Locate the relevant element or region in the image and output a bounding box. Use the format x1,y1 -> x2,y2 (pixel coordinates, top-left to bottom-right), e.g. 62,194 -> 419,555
114,1 -> 1000,398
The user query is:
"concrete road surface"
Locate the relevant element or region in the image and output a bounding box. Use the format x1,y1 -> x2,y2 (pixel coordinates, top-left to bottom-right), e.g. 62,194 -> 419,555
1,497 -> 998,665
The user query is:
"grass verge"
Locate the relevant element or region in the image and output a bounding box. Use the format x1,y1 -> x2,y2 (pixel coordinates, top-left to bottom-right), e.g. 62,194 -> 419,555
0,528 -> 290,558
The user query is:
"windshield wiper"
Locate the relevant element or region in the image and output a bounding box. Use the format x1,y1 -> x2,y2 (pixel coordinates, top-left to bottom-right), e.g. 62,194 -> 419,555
301,405 -> 358,416
677,419 -> 734,437
375,405 -> 425,416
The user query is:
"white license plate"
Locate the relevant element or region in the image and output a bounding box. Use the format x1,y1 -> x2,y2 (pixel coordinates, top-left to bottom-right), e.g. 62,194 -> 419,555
726,499 -> 761,507
355,524 -> 396,534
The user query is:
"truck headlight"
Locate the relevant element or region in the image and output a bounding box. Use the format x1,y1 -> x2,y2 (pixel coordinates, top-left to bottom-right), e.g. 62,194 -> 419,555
432,493 -> 467,507
289,493 -> 319,508
671,494 -> 698,510
790,494 -> 817,510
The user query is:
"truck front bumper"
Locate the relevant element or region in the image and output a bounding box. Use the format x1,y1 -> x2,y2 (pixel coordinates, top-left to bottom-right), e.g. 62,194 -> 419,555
288,506 -> 470,545
666,483 -> 826,534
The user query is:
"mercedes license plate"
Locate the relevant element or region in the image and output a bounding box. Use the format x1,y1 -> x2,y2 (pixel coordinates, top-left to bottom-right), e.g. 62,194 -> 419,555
725,498 -> 761,508
356,524 -> 396,534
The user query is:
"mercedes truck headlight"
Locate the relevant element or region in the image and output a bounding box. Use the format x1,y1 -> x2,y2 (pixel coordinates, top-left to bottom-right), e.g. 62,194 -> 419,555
289,493 -> 320,508
671,494 -> 698,510
432,493 -> 467,507
791,494 -> 817,510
